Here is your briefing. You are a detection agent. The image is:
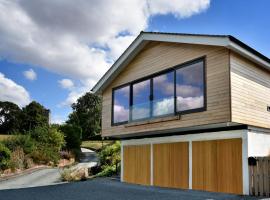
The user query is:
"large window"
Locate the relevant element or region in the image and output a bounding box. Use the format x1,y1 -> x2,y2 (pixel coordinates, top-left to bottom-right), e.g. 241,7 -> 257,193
112,85 -> 129,124
112,57 -> 206,125
131,79 -> 151,121
153,71 -> 175,117
176,60 -> 205,112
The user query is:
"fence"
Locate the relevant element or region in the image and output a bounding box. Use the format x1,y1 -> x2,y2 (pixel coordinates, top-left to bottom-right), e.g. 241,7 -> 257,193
249,157 -> 270,197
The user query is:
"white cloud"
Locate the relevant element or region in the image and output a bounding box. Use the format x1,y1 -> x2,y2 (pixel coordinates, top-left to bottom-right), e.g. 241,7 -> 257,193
0,72 -> 31,107
177,96 -> 204,111
113,105 -> 129,123
0,0 -> 210,106
50,114 -> 66,124
23,68 -> 37,81
58,79 -> 74,90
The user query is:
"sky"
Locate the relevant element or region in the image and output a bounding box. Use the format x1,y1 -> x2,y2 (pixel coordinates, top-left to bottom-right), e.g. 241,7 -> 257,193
0,0 -> 269,124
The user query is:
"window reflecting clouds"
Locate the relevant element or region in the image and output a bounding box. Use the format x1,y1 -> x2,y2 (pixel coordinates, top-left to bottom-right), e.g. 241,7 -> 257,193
176,61 -> 204,112
153,71 -> 174,116
113,86 -> 129,123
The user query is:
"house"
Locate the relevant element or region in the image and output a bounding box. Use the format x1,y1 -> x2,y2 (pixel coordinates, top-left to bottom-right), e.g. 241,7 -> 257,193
92,32 -> 270,195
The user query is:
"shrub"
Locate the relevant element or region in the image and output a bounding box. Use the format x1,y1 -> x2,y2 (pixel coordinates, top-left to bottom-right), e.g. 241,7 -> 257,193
61,167 -> 87,182
3,135 -> 36,154
97,141 -> 120,176
30,146 -> 60,165
9,147 -> 25,170
0,142 -> 11,170
24,155 -> 34,169
60,124 -> 82,150
29,126 -> 65,152
28,126 -> 65,165
96,165 -> 116,177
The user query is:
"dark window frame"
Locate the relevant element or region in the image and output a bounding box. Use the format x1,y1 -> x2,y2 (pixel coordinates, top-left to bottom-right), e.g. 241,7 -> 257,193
175,57 -> 207,115
111,83 -> 130,126
111,56 -> 207,126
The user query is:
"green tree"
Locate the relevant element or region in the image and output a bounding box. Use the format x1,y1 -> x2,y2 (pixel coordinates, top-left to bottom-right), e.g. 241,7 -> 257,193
67,92 -> 101,140
60,124 -> 82,150
21,101 -> 50,132
0,101 -> 22,134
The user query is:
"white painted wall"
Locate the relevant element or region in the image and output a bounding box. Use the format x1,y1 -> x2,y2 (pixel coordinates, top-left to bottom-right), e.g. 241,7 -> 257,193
248,131 -> 270,157
121,129 -> 249,195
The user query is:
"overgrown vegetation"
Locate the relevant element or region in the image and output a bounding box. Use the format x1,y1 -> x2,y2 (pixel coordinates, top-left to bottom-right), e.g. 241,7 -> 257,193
0,126 -> 65,173
92,141 -> 120,177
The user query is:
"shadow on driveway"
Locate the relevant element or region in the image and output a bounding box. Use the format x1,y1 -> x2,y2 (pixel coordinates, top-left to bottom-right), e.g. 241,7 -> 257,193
0,178 -> 263,200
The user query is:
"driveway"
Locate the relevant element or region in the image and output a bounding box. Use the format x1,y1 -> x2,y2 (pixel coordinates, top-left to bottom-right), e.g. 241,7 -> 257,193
0,168 -> 62,190
0,148 -> 98,190
0,178 -> 262,200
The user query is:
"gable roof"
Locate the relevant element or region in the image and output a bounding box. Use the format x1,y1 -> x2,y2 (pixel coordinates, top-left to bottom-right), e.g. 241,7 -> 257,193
92,31 -> 270,94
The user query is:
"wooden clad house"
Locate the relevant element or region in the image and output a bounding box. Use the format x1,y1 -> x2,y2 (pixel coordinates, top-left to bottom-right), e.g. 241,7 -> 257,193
92,32 -> 270,195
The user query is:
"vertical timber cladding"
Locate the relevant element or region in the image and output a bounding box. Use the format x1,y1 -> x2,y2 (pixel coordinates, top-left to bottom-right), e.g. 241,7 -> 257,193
123,145 -> 151,185
192,138 -> 243,194
153,142 -> 189,189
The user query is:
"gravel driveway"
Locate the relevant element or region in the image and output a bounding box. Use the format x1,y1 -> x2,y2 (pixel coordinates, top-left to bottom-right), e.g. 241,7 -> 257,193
0,178 -> 262,200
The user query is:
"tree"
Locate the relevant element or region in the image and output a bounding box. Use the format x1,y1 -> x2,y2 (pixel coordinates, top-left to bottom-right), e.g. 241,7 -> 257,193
67,92 -> 101,140
20,101 -> 50,132
60,124 -> 82,150
0,101 -> 22,134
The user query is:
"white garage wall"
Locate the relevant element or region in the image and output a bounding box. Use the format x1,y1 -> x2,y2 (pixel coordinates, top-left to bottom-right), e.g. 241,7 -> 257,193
248,131 -> 270,157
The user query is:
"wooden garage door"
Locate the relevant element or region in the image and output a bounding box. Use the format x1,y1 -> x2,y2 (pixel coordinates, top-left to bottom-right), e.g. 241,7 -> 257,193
153,142 -> 189,189
123,145 -> 151,185
192,138 -> 243,194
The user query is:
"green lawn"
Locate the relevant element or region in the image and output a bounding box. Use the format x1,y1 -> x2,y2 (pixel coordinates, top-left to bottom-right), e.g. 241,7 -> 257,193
81,140 -> 114,151
0,134 -> 14,141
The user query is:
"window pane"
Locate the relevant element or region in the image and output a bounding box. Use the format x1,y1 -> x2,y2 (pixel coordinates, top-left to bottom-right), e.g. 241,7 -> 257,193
132,80 -> 151,120
113,86 -> 129,123
153,71 -> 174,116
176,61 -> 204,112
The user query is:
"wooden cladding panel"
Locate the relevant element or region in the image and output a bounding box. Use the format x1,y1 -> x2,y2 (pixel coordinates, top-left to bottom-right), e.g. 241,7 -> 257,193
123,145 -> 151,185
230,52 -> 270,129
102,42 -> 231,137
192,138 -> 243,194
153,142 -> 189,189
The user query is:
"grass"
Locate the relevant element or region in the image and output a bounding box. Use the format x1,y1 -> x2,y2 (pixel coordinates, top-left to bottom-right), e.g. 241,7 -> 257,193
81,140 -> 113,151
0,134 -> 14,141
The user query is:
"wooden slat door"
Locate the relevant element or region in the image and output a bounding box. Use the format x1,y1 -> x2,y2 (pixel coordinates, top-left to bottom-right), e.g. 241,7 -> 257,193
153,142 -> 189,189
192,138 -> 243,194
123,145 -> 151,185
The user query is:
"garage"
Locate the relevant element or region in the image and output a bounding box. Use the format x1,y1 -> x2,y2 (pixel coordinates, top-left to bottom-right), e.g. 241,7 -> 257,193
122,136 -> 244,195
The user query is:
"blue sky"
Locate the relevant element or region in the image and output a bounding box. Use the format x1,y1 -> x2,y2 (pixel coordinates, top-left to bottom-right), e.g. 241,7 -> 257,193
0,0 -> 269,124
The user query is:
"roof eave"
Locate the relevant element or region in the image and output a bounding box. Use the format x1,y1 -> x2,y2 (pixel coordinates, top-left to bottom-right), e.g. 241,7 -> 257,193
92,32 -> 270,94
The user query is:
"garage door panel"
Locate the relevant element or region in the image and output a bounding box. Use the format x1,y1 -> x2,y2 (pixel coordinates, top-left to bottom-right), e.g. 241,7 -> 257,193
123,145 -> 151,185
192,139 -> 243,194
153,142 -> 189,189
192,141 -> 217,192
217,139 -> 243,194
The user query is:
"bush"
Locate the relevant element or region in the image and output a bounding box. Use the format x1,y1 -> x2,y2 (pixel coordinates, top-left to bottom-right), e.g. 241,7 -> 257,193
29,126 -> 65,152
0,142 -> 11,170
97,165 -> 116,177
30,145 -> 60,165
9,147 -> 25,170
3,135 -> 36,154
60,124 -> 82,150
27,126 -> 65,165
61,167 -> 87,182
97,141 -> 120,176
24,155 -> 34,169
